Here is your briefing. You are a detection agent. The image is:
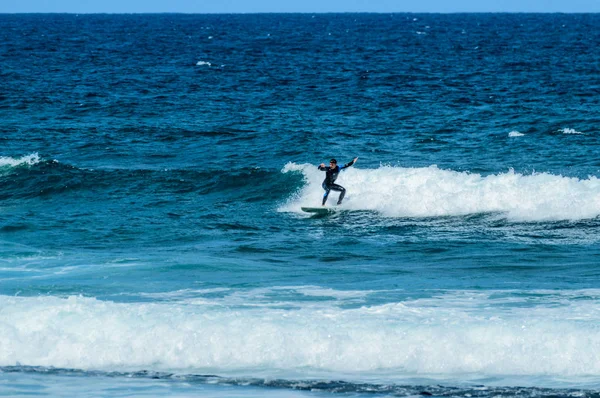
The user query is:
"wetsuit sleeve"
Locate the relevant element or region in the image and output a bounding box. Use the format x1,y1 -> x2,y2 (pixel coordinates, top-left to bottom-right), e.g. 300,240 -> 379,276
340,159 -> 356,170
318,165 -> 327,171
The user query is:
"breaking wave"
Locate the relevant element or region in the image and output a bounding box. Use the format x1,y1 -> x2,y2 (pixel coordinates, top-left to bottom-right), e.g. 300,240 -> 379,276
280,163 -> 600,221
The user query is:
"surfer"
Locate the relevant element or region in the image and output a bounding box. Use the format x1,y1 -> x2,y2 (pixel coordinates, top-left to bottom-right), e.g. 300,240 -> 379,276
318,157 -> 358,206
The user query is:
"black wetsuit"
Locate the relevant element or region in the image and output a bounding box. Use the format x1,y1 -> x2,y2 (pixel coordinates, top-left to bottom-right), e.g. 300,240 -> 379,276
318,159 -> 356,205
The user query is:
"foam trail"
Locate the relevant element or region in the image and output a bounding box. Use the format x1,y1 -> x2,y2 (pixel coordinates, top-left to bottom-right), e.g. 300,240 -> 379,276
0,153 -> 40,168
561,128 -> 584,135
280,163 -> 600,221
2,291 -> 600,380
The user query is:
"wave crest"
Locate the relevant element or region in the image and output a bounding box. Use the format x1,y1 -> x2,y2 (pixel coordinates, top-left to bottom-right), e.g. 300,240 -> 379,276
280,163 -> 600,221
0,153 -> 41,168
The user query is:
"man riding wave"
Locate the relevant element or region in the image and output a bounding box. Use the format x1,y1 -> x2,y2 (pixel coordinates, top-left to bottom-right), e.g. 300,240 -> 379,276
318,157 -> 358,206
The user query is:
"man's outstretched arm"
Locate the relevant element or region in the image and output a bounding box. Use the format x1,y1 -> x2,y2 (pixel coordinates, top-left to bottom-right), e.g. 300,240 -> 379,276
341,157 -> 358,170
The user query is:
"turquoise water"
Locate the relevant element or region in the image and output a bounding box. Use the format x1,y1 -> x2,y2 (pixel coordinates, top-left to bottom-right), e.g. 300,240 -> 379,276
2,13 -> 600,397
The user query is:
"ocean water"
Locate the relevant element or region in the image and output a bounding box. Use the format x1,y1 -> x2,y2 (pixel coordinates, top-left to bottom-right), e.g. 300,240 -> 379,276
1,12 -> 600,397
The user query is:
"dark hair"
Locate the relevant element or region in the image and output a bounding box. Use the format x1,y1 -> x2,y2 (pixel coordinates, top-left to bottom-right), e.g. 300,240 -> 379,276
330,159 -> 337,164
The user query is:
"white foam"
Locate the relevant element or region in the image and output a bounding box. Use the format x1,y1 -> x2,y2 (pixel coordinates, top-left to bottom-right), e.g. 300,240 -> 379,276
291,286 -> 369,300
280,162 -> 600,221
0,153 -> 40,168
508,131 -> 524,137
196,61 -> 211,66
561,128 -> 584,135
137,288 -> 231,300
136,286 -> 368,308
3,290 -> 600,381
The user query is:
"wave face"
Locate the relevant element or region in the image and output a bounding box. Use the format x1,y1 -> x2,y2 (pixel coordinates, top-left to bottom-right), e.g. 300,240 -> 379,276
281,163 -> 600,221
0,152 -> 297,201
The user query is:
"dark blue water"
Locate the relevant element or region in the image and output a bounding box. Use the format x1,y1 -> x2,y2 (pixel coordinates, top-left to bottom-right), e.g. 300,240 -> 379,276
2,13 -> 600,397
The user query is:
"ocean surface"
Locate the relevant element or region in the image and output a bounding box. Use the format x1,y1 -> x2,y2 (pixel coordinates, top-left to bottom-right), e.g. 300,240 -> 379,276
1,12 -> 600,397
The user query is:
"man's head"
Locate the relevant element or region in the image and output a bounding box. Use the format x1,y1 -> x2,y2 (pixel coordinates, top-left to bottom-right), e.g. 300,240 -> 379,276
329,159 -> 337,168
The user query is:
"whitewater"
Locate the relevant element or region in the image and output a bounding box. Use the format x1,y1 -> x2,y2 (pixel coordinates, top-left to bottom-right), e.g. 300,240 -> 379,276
3,289 -> 600,385
282,163 -> 600,221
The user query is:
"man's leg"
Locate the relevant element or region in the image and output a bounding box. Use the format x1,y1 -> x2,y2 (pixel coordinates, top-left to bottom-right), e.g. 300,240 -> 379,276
329,184 -> 346,205
322,183 -> 331,206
